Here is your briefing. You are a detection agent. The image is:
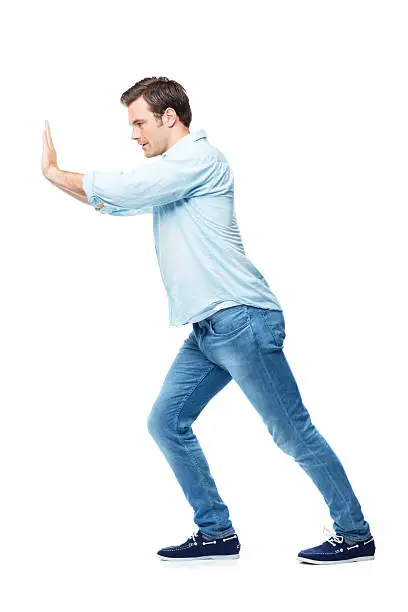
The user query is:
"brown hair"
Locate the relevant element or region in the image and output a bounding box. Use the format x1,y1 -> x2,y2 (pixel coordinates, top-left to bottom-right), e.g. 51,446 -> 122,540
120,77 -> 192,128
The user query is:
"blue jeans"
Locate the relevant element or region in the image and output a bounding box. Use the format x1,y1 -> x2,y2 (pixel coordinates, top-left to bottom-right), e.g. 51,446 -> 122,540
147,305 -> 372,542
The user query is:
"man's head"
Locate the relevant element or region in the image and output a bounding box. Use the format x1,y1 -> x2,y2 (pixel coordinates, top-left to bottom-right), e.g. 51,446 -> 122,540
120,77 -> 192,158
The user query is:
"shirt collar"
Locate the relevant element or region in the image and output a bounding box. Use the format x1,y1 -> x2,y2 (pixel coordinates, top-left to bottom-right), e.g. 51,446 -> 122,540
162,129 -> 207,158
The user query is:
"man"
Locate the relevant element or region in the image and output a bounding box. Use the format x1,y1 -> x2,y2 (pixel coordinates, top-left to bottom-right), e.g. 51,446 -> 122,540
42,76 -> 375,565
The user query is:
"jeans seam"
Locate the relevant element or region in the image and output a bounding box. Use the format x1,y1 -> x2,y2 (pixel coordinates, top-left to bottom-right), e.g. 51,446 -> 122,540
174,363 -> 230,536
246,311 -> 357,533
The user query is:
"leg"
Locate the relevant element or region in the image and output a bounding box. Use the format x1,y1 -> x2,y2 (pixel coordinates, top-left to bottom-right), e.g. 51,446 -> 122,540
147,328 -> 236,539
201,306 -> 372,542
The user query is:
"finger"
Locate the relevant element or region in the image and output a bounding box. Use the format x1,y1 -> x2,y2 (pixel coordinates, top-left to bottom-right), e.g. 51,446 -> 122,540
45,124 -> 51,149
43,129 -> 51,155
45,121 -> 55,150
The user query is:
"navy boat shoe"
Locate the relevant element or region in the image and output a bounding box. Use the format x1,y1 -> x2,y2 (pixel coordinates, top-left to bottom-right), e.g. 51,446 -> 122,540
157,530 -> 241,561
297,526 -> 375,565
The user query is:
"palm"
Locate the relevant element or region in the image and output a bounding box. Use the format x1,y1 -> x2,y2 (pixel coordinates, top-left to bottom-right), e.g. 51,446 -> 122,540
42,120 -> 58,176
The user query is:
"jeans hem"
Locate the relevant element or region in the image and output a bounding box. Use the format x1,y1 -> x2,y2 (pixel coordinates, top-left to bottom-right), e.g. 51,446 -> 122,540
200,527 -> 236,539
339,533 -> 372,543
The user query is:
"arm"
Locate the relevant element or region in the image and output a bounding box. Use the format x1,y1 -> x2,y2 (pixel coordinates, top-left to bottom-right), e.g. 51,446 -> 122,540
46,166 -> 103,210
41,120 -> 230,216
45,166 -> 86,196
44,167 -> 89,204
45,166 -> 103,208
41,120 -> 103,210
82,157 -> 231,216
53,186 -> 90,205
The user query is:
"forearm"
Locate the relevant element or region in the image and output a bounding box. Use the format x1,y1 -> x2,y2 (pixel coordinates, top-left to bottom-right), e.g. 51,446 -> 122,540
52,182 -> 90,204
46,166 -> 87,197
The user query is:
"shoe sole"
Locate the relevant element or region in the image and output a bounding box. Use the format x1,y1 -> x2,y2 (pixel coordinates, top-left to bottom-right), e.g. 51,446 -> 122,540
157,554 -> 240,561
296,555 -> 375,565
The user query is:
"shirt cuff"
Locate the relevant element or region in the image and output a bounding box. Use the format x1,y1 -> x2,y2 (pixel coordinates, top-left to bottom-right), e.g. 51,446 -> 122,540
82,172 -> 95,204
82,172 -> 104,211
82,171 -> 137,216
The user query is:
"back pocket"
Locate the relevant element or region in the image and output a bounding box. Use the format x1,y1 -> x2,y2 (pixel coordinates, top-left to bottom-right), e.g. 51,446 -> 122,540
209,305 -> 250,336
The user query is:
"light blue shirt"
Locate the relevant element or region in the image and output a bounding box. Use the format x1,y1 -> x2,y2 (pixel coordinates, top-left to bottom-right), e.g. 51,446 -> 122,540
82,129 -> 283,326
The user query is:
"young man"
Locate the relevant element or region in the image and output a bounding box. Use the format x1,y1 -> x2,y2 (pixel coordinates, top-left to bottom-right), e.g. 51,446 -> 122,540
42,76 -> 375,565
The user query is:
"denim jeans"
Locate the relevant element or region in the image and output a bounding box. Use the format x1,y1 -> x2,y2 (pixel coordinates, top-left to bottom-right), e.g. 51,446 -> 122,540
147,305 -> 372,542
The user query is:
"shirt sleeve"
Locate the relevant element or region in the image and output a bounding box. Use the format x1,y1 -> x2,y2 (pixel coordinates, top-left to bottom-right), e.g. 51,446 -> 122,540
82,157 -> 229,216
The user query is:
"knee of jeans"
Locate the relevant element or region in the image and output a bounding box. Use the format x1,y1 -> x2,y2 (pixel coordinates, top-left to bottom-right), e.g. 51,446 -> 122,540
147,403 -> 172,439
147,409 -> 161,438
267,423 -> 300,458
274,434 -> 296,457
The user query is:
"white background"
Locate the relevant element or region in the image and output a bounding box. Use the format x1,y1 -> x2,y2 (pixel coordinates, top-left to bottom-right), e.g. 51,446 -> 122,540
1,0 -> 407,610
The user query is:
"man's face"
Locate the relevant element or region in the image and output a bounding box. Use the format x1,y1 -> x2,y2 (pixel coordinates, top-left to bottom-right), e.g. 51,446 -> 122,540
128,96 -> 168,158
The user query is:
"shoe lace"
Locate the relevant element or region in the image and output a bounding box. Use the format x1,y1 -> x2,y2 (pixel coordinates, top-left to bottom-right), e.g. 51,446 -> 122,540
323,525 -> 344,546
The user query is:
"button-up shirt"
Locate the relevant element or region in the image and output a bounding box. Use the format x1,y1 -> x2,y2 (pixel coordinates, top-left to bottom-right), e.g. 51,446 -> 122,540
82,129 -> 283,326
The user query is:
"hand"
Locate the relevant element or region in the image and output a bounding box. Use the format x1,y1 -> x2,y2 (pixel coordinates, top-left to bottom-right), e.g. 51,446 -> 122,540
42,120 -> 58,179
